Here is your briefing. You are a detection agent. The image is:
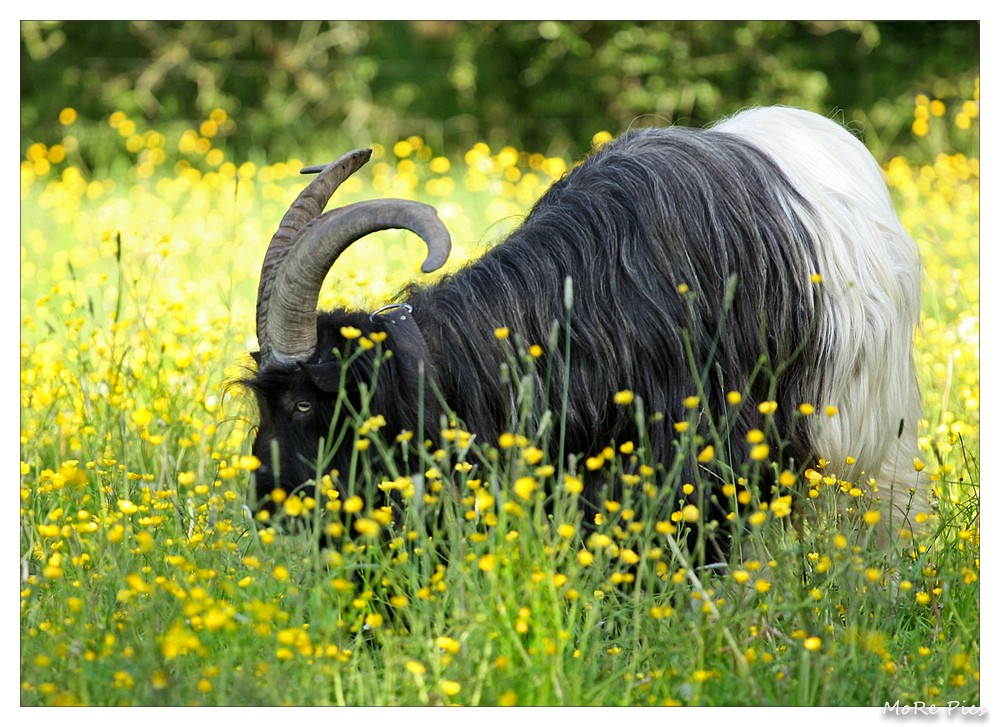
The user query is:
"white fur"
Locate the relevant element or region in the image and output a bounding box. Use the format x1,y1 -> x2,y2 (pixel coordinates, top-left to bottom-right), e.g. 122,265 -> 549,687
715,107 -> 926,525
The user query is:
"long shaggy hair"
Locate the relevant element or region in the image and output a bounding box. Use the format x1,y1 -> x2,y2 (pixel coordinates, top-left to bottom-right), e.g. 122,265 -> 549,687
403,122 -> 822,466
400,108 -> 922,508
246,106 -> 924,538
714,108 -> 923,513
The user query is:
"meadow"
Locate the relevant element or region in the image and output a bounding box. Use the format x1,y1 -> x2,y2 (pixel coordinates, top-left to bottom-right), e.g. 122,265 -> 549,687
19,96 -> 979,707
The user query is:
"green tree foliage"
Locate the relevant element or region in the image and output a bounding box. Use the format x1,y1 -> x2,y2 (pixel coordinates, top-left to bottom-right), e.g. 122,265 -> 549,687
21,20 -> 978,161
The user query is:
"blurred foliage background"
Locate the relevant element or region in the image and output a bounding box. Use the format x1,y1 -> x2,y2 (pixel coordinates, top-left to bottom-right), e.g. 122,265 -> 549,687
21,20 -> 979,165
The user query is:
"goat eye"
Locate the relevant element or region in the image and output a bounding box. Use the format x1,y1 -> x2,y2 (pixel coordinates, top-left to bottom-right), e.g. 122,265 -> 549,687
295,401 -> 312,413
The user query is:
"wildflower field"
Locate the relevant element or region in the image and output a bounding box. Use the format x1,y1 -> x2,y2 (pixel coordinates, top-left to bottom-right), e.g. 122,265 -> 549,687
19,99 -> 979,707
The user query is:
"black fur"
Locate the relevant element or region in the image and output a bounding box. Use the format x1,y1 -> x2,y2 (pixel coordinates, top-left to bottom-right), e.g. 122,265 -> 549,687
246,126 -> 824,543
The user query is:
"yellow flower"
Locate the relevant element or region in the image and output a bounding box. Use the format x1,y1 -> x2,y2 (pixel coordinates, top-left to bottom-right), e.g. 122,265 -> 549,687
161,623 -> 202,660
523,446 -> 544,464
697,445 -> 714,463
353,518 -> 381,537
330,578 -> 353,592
203,607 -> 231,632
283,495 -> 304,517
655,520 -> 676,535
478,553 -> 497,572
804,637 -> 822,652
727,391 -> 743,405
513,476 -> 537,500
393,140 -> 413,158
620,548 -> 640,565
430,156 -> 451,174
436,636 -> 461,654
238,455 -> 261,471
681,504 -> 699,523
340,326 -> 362,340
440,680 -> 461,697
588,130 -> 614,149
43,553 -> 64,579
650,605 -> 673,619
613,390 -> 634,405
770,496 -> 792,518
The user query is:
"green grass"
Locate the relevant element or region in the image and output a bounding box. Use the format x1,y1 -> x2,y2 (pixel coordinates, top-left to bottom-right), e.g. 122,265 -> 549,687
19,114 -> 979,706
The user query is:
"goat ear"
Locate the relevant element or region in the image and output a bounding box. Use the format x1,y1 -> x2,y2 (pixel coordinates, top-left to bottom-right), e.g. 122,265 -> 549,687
301,361 -> 343,394
250,350 -> 261,365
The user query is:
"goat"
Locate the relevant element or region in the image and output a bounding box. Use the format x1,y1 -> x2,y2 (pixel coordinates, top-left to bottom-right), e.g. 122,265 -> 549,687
244,106 -> 925,547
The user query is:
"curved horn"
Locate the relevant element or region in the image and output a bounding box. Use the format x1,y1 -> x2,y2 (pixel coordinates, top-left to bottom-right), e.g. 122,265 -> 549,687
256,149 -> 373,364
264,198 -> 451,364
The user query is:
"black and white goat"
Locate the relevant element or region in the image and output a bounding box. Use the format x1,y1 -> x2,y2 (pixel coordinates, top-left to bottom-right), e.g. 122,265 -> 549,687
245,106 -> 925,537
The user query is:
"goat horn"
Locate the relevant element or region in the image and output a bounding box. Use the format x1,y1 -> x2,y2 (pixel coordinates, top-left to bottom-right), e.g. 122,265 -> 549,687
256,149 -> 374,364
262,196 -> 451,365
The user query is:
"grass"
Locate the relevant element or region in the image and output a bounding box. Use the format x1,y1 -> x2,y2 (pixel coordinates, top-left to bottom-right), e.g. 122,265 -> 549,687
19,100 -> 979,707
